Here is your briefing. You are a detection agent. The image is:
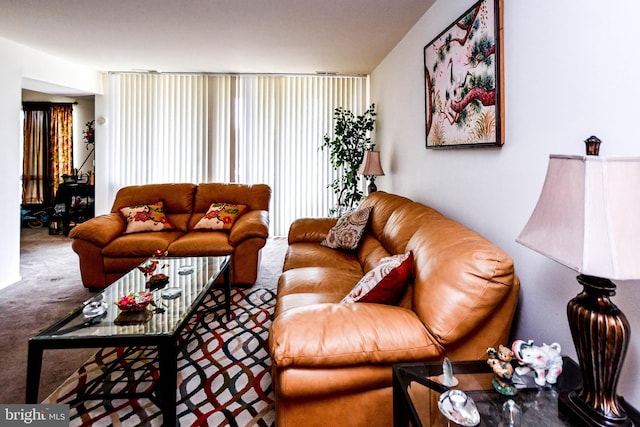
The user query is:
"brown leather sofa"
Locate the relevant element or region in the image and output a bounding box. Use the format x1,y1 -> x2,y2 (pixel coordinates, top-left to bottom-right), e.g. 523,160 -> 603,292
269,191 -> 520,426
69,182 -> 271,289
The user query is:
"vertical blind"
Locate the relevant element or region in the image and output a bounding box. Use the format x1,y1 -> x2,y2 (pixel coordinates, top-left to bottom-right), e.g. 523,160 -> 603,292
109,73 -> 368,235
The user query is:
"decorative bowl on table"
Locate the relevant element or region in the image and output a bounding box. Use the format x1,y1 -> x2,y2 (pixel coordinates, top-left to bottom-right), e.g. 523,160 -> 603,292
116,291 -> 154,312
146,273 -> 170,290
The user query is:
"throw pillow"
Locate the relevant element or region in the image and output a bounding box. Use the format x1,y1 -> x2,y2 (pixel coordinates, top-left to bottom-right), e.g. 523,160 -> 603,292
120,201 -> 173,234
193,203 -> 248,230
321,206 -> 372,250
341,251 -> 413,304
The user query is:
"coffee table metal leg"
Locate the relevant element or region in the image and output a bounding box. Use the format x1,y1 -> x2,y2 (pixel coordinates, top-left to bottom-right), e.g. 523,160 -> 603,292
25,340 -> 43,403
158,340 -> 178,425
224,263 -> 231,320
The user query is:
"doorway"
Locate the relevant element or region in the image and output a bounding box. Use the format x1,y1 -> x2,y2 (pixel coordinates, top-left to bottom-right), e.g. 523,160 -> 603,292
20,89 -> 95,236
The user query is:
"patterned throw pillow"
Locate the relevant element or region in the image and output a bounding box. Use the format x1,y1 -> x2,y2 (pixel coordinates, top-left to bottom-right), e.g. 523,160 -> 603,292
120,201 -> 173,234
341,252 -> 413,304
194,203 -> 248,230
321,206 -> 372,250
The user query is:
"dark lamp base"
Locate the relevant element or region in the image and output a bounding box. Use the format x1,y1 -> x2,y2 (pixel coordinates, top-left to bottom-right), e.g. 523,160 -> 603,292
559,391 -> 635,427
562,274 -> 634,427
366,177 -> 377,194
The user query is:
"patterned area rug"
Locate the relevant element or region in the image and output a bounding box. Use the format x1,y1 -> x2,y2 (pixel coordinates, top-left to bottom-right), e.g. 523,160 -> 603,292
43,287 -> 276,427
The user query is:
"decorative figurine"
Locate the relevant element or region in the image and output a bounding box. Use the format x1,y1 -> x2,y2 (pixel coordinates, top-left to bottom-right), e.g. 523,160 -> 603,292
153,248 -> 169,258
138,260 -> 159,277
511,340 -> 563,387
487,345 -> 517,396
438,357 -> 459,386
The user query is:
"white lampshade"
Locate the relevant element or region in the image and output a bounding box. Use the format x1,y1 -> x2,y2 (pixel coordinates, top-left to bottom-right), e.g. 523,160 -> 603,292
359,150 -> 385,176
517,154 -> 640,280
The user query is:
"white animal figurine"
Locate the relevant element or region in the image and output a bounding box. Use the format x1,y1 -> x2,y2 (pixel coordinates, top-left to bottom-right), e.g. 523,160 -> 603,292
511,339 -> 563,387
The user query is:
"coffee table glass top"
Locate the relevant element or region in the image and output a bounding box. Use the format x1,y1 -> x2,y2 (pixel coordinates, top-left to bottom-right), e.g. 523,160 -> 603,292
32,256 -> 230,340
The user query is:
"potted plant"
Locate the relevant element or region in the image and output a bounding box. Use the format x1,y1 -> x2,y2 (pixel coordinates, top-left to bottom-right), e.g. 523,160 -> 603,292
321,103 -> 376,216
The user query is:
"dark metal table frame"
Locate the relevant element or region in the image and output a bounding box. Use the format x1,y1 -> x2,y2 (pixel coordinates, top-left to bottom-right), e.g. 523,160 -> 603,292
25,255 -> 231,425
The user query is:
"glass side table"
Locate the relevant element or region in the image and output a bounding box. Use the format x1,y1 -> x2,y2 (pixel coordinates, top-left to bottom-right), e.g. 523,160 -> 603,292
392,357 -> 640,427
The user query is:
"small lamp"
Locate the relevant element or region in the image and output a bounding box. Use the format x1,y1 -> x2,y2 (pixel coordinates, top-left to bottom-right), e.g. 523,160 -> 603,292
359,150 -> 385,194
517,137 -> 640,426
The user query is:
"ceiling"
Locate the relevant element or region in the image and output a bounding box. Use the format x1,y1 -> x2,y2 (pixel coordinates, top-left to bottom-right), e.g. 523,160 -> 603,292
0,0 -> 434,76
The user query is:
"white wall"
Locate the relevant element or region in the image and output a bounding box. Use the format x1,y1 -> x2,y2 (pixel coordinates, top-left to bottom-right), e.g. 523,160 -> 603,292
371,0 -> 640,408
0,37 -> 103,290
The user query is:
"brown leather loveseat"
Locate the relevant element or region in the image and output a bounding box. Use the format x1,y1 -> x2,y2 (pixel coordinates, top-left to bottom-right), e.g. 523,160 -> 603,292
268,191 -> 520,426
69,182 -> 271,289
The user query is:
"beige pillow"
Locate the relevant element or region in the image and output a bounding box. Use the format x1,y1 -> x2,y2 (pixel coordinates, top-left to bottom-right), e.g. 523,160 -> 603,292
120,201 -> 173,233
321,206 -> 372,250
194,203 -> 248,230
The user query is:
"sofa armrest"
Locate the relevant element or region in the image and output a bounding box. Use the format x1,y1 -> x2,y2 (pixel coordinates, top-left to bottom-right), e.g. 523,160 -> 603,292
287,217 -> 338,244
68,213 -> 126,247
228,210 -> 269,246
269,303 -> 443,368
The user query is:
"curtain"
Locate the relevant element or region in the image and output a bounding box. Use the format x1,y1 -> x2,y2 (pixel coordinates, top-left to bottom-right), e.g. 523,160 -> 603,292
49,105 -> 74,195
22,110 -> 48,205
109,74 -> 231,190
109,73 -> 368,235
22,103 -> 74,206
235,75 -> 368,234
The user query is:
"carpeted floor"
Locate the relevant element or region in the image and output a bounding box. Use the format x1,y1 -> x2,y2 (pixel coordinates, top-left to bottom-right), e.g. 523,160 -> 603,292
1,227 -> 286,425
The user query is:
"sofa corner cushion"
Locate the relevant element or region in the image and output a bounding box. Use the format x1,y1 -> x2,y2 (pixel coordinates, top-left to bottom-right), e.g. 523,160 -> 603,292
287,217 -> 338,244
269,303 -> 442,368
341,251 -> 412,305
228,210 -> 270,245
120,200 -> 174,233
321,206 -> 372,250
69,213 -> 127,247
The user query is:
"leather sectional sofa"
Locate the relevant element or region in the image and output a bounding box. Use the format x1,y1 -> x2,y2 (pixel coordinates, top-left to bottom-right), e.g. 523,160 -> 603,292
69,182 -> 271,289
268,191 -> 520,426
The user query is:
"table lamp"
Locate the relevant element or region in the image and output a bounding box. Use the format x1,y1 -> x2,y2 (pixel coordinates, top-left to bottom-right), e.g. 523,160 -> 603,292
517,137 -> 639,426
359,150 -> 385,194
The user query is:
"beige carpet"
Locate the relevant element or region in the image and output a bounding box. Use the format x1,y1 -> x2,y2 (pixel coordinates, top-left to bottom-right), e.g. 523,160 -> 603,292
0,227 -> 286,406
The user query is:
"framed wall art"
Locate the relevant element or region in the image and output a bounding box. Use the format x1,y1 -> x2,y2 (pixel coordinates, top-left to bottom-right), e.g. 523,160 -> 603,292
424,0 -> 503,149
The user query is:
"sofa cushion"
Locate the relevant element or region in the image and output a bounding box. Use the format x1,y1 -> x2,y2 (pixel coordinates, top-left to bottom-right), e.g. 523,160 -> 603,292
167,231 -> 234,256
269,303 -> 442,368
283,243 -> 362,273
341,252 -> 412,305
101,230 -> 184,257
193,203 -> 248,230
278,267 -> 362,297
321,206 -> 372,250
120,201 -> 174,233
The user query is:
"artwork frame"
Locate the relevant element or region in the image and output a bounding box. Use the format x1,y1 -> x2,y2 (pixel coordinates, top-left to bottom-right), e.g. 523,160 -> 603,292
423,0 -> 504,149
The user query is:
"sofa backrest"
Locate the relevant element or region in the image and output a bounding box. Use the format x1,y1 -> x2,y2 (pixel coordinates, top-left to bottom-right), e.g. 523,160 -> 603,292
111,183 -> 197,232
358,191 -> 518,358
405,208 -> 517,353
189,183 -> 271,229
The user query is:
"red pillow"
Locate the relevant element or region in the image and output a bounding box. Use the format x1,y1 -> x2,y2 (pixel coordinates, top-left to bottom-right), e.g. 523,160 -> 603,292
341,252 -> 413,304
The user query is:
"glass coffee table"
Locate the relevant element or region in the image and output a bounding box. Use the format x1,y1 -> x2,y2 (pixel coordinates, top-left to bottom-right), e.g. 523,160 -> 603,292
392,357 -> 640,426
25,255 -> 230,424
